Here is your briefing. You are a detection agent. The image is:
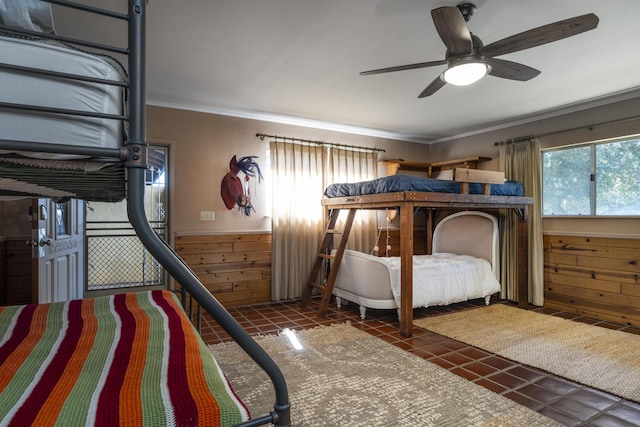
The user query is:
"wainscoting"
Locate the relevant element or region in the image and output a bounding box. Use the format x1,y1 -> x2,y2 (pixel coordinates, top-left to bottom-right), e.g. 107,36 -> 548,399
174,232 -> 271,307
544,234 -> 640,327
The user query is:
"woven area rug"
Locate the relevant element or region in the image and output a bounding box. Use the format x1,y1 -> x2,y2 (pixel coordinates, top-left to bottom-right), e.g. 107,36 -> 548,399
210,322 -> 559,426
414,304 -> 640,403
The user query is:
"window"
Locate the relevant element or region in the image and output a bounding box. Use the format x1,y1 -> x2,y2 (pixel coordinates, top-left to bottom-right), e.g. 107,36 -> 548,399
542,137 -> 640,216
55,201 -> 71,237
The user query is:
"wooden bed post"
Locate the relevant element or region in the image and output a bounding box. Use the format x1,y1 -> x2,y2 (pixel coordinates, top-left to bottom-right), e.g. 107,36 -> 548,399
517,206 -> 529,308
399,201 -> 414,337
426,210 -> 433,254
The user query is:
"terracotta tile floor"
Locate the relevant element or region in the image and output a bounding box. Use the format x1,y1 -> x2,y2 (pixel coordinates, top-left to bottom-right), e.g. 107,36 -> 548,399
196,297 -> 640,427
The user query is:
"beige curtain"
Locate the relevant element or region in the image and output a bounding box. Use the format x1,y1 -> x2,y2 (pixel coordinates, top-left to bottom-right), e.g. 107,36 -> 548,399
270,141 -> 378,300
327,147 -> 378,253
498,138 -> 544,306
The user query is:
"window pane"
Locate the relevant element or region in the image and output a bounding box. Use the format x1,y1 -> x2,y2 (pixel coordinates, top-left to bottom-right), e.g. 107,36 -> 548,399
542,147 -> 591,215
595,139 -> 640,215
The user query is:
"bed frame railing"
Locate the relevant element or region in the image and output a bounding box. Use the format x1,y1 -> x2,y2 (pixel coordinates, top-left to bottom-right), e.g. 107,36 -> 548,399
0,1 -> 290,425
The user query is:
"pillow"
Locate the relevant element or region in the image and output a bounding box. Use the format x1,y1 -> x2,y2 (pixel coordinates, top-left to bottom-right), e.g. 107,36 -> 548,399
0,0 -> 56,34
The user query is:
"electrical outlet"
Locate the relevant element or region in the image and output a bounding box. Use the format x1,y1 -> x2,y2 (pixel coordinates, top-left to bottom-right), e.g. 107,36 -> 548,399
200,211 -> 215,221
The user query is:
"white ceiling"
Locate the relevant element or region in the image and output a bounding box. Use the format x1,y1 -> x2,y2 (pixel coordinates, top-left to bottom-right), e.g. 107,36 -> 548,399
56,1 -> 640,143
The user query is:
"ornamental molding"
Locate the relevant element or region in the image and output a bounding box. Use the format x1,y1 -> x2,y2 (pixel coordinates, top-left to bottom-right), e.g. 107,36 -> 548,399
49,238 -> 79,254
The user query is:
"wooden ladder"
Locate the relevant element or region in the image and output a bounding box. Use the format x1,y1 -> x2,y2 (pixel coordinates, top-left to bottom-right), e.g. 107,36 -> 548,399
301,208 -> 357,316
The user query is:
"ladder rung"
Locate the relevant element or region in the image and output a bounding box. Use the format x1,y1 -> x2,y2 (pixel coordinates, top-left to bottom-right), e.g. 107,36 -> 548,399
308,282 -> 326,291
318,253 -> 334,260
325,229 -> 343,234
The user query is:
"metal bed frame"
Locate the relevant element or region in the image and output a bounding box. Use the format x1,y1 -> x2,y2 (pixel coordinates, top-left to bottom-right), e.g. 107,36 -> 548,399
0,1 -> 290,425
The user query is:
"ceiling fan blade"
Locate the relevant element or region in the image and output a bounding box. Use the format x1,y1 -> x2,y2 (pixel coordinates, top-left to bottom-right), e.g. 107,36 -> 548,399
479,13 -> 599,58
359,60 -> 447,76
485,58 -> 541,81
418,76 -> 446,98
431,6 -> 473,55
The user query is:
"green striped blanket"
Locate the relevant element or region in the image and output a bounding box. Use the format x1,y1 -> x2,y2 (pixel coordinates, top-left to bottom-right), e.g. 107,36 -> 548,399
0,290 -> 249,426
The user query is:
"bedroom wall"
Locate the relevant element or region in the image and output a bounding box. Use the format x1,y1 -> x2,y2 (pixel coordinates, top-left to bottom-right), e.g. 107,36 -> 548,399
147,99 -> 639,309
147,98 -> 640,238
146,105 -> 431,238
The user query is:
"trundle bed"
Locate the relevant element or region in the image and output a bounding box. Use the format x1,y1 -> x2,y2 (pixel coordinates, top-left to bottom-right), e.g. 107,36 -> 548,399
321,171 -> 533,337
0,1 -> 290,426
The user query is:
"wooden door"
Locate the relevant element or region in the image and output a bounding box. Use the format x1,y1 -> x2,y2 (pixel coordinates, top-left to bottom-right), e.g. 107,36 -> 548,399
31,198 -> 85,303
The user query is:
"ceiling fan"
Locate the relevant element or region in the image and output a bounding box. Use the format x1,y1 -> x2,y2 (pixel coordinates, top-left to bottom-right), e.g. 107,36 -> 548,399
360,3 -> 599,97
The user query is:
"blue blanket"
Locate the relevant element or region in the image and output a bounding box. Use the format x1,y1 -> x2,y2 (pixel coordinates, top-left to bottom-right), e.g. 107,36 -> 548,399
324,175 -> 524,197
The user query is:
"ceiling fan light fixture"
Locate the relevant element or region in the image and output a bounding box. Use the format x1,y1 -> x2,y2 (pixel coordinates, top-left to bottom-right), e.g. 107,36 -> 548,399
442,62 -> 489,86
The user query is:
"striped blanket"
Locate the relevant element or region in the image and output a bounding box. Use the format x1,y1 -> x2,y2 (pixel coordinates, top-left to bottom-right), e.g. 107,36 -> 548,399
0,290 -> 249,426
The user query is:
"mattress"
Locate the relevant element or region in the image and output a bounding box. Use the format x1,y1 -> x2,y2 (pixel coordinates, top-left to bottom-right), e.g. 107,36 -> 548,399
385,253 -> 501,308
0,290 -> 249,426
0,34 -> 126,159
324,174 -> 524,198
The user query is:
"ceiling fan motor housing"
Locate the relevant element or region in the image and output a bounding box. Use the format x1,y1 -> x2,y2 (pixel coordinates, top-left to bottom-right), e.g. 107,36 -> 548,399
457,3 -> 477,22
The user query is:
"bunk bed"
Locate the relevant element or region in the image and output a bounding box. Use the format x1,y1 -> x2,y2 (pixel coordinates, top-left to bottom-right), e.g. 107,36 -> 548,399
0,1 -> 290,426
304,169 -> 533,337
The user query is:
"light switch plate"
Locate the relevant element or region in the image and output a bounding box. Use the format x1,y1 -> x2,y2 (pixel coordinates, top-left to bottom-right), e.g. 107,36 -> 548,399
200,211 -> 215,221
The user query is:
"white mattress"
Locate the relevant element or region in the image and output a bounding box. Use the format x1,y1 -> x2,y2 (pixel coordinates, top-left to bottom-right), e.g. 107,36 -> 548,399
0,35 -> 126,159
384,252 -> 501,308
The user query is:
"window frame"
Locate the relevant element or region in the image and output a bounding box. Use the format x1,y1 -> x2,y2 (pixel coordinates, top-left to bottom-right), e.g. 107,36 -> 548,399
541,134 -> 640,218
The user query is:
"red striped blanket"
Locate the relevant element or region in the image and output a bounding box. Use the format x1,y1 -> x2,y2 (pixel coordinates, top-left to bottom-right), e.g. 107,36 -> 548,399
0,290 -> 249,426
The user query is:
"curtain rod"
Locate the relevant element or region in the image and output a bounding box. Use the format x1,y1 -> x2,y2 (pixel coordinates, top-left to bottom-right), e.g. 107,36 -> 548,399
493,135 -> 535,146
494,114 -> 640,146
256,133 -> 385,153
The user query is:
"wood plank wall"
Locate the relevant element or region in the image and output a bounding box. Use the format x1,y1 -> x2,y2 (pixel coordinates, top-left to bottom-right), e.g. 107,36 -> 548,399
2,239 -> 33,306
0,241 -> 5,305
174,233 -> 271,307
544,234 -> 640,327
379,228 -> 427,257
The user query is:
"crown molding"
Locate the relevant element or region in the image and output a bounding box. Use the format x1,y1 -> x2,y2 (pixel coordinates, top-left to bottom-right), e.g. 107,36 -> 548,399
147,86 -> 640,146
427,86 -> 640,144
145,99 -> 432,144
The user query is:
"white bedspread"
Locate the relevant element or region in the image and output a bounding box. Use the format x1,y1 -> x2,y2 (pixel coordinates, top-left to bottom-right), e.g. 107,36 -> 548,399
384,253 -> 501,308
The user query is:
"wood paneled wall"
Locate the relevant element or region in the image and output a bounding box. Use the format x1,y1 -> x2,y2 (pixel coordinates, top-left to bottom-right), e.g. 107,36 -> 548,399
2,239 -> 32,306
174,232 -> 271,307
544,234 -> 640,327
378,228 -> 428,257
0,241 -> 5,305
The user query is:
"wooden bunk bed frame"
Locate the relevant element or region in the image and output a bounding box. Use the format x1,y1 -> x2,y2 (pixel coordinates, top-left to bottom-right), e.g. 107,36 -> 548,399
0,1 -> 290,426
302,168 -> 533,338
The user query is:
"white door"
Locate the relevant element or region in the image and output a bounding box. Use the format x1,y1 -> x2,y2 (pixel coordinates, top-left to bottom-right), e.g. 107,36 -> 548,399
32,198 -> 85,303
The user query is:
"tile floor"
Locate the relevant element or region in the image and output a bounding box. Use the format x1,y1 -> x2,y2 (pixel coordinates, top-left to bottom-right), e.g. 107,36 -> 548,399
197,296 -> 640,427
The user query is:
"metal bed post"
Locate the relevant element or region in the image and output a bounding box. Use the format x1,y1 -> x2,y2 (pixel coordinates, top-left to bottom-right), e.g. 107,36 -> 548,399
123,1 -> 290,425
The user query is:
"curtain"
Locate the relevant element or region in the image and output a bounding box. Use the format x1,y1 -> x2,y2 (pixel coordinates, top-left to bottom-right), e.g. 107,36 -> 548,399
270,141 -> 325,300
270,141 -> 378,300
498,138 -> 544,306
327,147 -> 378,253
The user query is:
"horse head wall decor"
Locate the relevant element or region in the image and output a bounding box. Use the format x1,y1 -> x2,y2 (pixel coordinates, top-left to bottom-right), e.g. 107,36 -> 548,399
220,155 -> 263,216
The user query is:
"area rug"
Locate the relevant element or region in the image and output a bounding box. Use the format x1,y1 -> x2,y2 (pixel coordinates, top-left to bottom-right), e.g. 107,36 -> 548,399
414,304 -> 640,403
210,322 -> 559,426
